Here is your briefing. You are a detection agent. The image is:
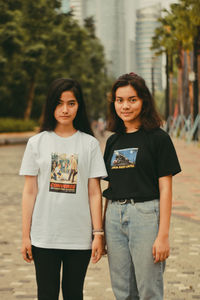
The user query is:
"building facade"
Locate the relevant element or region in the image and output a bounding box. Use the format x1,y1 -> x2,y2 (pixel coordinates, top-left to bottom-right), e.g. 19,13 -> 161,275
135,4 -> 162,90
63,0 -> 178,90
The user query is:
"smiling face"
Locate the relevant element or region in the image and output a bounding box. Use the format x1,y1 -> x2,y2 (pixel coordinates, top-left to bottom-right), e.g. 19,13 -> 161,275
54,90 -> 79,128
114,85 -> 143,131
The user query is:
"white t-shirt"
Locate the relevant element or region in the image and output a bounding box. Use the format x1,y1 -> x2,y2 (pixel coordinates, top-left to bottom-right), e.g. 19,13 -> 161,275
19,130 -> 107,250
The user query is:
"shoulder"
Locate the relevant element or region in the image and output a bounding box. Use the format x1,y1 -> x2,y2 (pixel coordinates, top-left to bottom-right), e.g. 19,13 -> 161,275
78,131 -> 100,148
145,128 -> 171,143
105,133 -> 118,146
27,131 -> 48,145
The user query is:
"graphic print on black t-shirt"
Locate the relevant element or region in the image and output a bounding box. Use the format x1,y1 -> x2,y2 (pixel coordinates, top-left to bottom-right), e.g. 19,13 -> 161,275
49,153 -> 78,193
111,148 -> 138,169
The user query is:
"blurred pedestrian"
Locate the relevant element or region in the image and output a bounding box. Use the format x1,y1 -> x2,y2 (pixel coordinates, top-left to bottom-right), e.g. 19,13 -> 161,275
103,73 -> 181,300
97,117 -> 106,137
20,78 -> 107,300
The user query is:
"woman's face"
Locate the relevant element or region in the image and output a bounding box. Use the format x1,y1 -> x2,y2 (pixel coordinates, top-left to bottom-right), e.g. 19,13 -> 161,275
54,90 -> 79,127
114,85 -> 143,127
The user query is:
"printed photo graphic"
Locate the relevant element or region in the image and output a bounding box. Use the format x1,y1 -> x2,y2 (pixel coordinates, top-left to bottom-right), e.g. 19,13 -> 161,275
49,153 -> 78,193
111,148 -> 138,169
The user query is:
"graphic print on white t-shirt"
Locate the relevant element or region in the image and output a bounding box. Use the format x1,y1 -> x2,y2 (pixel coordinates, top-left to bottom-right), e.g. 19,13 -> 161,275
111,148 -> 138,169
49,152 -> 78,193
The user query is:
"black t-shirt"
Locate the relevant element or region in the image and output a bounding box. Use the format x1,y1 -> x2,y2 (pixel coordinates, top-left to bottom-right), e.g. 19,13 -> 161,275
103,128 -> 181,202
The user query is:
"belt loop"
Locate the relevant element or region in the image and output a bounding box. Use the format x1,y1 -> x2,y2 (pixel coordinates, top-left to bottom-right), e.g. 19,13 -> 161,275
131,199 -> 135,205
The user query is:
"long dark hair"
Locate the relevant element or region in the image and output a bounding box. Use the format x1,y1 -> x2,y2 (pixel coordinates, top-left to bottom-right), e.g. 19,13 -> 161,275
107,73 -> 163,133
40,78 -> 93,135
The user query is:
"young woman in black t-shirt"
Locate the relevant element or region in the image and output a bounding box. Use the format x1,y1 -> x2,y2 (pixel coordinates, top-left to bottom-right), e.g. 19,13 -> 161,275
103,73 -> 181,300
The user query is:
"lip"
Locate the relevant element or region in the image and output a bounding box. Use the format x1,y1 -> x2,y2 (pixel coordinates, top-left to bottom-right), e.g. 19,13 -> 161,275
121,112 -> 132,116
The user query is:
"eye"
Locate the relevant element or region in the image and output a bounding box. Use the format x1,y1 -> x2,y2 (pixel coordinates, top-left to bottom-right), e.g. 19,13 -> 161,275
115,98 -> 123,103
130,98 -> 137,103
69,101 -> 76,106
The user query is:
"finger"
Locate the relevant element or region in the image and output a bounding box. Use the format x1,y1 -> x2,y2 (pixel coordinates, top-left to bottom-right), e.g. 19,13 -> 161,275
160,253 -> 165,262
152,246 -> 156,261
91,246 -> 96,258
154,251 -> 160,263
152,245 -> 156,257
164,250 -> 170,260
92,253 -> 98,263
22,248 -> 31,263
27,246 -> 33,261
95,249 -> 102,263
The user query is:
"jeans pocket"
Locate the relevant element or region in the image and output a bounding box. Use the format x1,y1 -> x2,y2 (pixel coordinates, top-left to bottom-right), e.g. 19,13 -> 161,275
134,200 -> 159,215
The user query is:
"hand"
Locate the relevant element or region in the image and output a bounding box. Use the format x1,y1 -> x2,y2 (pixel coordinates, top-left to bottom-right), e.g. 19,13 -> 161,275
91,235 -> 103,264
21,238 -> 33,263
152,235 -> 170,263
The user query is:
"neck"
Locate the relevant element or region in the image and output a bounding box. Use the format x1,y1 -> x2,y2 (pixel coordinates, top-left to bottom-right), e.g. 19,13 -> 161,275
54,124 -> 77,137
124,120 -> 141,133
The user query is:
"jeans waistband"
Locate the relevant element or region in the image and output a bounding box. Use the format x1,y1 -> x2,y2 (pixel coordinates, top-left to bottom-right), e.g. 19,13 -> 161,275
110,198 -> 159,205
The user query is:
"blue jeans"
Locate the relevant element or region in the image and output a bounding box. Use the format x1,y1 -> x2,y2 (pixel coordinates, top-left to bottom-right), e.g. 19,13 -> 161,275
105,199 -> 165,300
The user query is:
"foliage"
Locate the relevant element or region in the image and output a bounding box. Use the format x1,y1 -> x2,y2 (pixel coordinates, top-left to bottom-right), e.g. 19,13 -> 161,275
0,0 -> 111,121
151,0 -> 200,119
0,118 -> 37,132
155,90 -> 165,118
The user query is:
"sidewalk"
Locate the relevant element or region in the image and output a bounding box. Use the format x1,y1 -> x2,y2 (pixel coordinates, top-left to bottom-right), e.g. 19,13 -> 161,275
0,132 -> 34,145
0,132 -> 199,300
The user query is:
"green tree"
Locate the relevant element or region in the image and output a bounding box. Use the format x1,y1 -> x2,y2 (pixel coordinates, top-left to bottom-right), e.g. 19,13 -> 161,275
0,0 -> 111,122
152,11 -> 178,119
152,1 -> 199,121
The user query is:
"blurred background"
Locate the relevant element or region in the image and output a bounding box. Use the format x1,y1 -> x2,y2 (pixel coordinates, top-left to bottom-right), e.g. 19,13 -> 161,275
0,0 -> 200,140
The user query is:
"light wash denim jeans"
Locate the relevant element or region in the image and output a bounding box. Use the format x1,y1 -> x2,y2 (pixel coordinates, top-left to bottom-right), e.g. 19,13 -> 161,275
105,199 -> 165,300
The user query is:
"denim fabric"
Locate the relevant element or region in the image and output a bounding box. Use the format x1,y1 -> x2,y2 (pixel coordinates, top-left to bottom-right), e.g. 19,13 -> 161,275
105,199 -> 165,300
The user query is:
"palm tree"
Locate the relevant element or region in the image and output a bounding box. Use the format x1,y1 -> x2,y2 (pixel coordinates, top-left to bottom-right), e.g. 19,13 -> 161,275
151,10 -> 178,119
170,2 -> 196,122
182,0 -> 200,121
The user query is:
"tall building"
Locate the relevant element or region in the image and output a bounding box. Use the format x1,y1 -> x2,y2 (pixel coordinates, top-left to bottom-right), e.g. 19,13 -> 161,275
66,0 -> 178,87
61,0 -> 70,13
69,0 -> 83,24
135,4 -> 162,90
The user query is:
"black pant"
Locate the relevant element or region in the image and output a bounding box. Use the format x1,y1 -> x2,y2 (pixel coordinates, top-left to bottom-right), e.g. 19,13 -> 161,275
32,246 -> 91,300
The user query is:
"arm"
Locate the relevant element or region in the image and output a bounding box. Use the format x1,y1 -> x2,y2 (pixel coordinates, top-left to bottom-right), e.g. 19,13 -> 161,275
88,177 -> 103,264
21,175 -> 38,263
152,175 -> 172,263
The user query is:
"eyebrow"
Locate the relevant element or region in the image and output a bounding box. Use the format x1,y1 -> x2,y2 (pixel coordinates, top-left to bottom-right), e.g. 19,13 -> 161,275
59,99 -> 77,102
116,96 -> 137,99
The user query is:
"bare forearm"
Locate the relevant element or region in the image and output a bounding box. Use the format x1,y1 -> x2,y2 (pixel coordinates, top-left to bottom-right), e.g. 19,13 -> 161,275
158,195 -> 172,238
22,176 -> 38,239
158,176 -> 172,238
22,193 -> 36,239
89,194 -> 103,230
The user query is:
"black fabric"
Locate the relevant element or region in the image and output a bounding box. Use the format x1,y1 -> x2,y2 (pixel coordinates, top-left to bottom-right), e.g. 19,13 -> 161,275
32,246 -> 91,300
103,128 -> 181,201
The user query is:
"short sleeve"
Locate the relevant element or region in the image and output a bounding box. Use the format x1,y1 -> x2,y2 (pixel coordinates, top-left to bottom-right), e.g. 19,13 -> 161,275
156,133 -> 181,177
19,139 -> 39,176
88,139 -> 107,179
103,139 -> 111,181
103,133 -> 118,181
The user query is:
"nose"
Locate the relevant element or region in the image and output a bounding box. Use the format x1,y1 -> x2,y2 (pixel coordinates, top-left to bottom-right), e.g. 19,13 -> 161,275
62,103 -> 68,114
122,101 -> 130,109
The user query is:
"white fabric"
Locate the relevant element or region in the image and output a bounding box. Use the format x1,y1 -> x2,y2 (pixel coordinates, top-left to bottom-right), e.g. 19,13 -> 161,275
19,131 -> 107,249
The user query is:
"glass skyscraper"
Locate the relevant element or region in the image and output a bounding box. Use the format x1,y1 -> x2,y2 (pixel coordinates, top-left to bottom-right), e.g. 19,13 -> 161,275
136,4 -> 162,90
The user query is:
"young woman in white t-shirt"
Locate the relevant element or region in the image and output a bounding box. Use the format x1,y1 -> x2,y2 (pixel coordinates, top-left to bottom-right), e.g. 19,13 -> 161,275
20,78 -> 107,300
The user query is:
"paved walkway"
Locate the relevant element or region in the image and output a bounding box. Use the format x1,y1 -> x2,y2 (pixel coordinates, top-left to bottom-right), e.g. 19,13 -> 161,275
0,132 -> 200,300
